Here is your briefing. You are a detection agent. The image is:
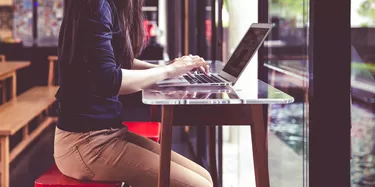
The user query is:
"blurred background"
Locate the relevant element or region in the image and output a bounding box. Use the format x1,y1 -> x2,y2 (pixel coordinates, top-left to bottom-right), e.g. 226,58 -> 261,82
0,0 -> 367,186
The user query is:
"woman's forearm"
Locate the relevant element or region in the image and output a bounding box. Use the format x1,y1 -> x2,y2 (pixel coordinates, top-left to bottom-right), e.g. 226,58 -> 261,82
119,57 -> 208,95
118,66 -> 170,95
132,59 -> 162,70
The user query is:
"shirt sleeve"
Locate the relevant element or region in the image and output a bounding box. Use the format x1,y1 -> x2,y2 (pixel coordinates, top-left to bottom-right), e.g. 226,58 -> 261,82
84,0 -> 122,96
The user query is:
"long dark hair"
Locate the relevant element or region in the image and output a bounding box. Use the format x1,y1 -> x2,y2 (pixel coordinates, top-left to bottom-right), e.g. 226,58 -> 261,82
61,0 -> 145,69
113,0 -> 145,69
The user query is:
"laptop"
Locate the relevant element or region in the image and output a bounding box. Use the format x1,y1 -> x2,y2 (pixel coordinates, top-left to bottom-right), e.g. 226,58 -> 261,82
157,23 -> 273,87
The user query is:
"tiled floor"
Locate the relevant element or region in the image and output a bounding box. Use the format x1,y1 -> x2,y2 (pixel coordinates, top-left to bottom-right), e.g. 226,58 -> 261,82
222,127 -> 304,187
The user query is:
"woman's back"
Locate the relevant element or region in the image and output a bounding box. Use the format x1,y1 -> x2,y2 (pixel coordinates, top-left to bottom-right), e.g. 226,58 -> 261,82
56,0 -> 124,132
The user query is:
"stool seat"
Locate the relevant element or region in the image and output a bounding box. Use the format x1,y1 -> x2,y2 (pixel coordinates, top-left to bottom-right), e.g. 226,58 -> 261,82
35,122 -> 160,187
34,165 -> 122,187
123,122 -> 161,142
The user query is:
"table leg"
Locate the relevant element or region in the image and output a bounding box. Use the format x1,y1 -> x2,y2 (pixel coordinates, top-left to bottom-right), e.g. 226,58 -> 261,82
208,126 -> 218,187
1,136 -> 9,187
1,81 -> 6,103
10,72 -> 16,100
196,126 -> 206,166
159,105 -> 174,187
250,105 -> 270,187
217,126 -> 223,187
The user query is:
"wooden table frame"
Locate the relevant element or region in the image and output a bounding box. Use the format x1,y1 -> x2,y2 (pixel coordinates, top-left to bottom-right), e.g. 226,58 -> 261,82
0,59 -> 53,187
158,104 -> 270,187
0,62 -> 31,103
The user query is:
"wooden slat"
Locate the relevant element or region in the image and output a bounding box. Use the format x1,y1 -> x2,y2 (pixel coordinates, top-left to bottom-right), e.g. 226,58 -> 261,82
22,126 -> 29,141
0,86 -> 59,135
48,61 -> 55,86
10,72 -> 16,99
48,56 -> 58,61
47,56 -> 57,87
0,136 -> 9,187
10,117 -> 57,162
0,72 -> 13,81
1,82 -> 6,104
0,62 -> 30,78
0,55 -> 5,62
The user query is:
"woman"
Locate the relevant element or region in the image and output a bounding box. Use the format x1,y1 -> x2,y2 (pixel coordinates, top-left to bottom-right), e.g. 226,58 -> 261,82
54,0 -> 213,187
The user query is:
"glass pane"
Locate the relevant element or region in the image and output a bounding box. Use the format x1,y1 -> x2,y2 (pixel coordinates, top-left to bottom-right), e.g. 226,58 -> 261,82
221,0 -> 260,186
351,0 -> 375,186
13,0 -> 34,46
37,0 -> 64,46
264,0 -> 309,186
0,6 -> 13,40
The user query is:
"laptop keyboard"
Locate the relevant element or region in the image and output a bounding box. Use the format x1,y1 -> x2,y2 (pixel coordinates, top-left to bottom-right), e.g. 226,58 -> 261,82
183,74 -> 225,84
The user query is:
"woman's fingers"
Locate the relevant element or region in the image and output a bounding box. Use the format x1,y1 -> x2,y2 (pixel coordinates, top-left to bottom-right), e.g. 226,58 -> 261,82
187,71 -> 194,77
181,57 -> 210,75
192,57 -> 207,65
189,54 -> 201,60
204,64 -> 211,75
199,66 -> 209,76
192,58 -> 210,75
167,55 -> 210,78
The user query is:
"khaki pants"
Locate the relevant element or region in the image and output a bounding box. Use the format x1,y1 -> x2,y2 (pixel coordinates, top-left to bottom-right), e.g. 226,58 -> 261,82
54,127 -> 213,187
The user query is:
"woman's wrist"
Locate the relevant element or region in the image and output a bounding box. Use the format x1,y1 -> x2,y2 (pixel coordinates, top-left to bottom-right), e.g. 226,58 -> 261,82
162,65 -> 174,79
133,59 -> 163,70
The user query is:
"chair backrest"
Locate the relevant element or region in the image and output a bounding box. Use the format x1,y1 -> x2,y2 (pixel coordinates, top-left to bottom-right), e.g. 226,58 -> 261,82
47,56 -> 58,86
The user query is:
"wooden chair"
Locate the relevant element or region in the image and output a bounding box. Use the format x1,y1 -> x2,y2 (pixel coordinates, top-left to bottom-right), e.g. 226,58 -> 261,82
0,57 -> 59,187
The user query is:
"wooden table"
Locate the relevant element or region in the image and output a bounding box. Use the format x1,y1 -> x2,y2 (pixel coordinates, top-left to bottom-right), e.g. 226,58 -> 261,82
0,62 -> 31,102
142,80 -> 294,187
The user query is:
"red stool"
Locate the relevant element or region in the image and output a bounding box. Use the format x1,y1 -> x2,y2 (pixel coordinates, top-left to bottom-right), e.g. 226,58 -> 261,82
123,122 -> 161,142
34,165 -> 123,187
35,122 -> 160,187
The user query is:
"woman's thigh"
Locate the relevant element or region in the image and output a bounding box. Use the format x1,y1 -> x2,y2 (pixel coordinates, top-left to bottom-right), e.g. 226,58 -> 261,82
82,130 -> 212,187
124,130 -> 213,185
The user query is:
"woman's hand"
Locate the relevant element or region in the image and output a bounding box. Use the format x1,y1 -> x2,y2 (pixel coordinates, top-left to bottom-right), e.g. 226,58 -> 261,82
165,55 -> 210,78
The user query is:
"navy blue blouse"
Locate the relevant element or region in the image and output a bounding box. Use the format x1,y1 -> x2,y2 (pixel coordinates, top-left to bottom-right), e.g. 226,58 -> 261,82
56,0 -> 125,132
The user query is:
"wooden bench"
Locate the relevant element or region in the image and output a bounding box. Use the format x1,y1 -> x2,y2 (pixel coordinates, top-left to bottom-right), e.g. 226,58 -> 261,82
0,57 -> 59,187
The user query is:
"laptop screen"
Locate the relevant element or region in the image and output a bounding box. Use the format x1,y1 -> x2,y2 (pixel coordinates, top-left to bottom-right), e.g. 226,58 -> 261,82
222,26 -> 270,78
